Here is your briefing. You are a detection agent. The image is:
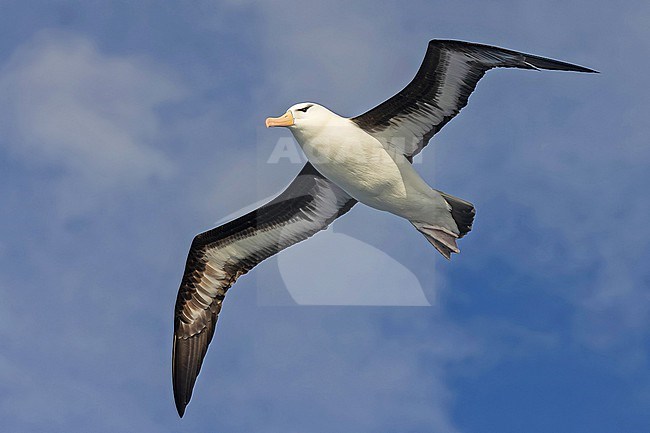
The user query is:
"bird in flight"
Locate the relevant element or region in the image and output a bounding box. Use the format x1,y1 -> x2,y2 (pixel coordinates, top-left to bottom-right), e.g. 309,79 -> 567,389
172,39 -> 596,416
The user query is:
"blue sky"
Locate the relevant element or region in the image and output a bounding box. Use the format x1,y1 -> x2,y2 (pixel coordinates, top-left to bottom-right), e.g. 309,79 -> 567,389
1,1 -> 649,432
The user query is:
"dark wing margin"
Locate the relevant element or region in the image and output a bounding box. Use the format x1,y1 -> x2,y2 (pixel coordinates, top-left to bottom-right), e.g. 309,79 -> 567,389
173,163 -> 355,417
352,39 -> 597,158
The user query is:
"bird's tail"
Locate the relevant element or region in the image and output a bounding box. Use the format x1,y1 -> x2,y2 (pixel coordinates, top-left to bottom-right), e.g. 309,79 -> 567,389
412,223 -> 460,260
411,191 -> 475,260
437,190 -> 475,238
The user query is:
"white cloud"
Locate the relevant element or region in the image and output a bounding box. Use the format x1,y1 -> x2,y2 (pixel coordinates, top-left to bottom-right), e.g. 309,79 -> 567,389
193,308 -> 479,433
486,97 -> 647,339
0,30 -> 184,216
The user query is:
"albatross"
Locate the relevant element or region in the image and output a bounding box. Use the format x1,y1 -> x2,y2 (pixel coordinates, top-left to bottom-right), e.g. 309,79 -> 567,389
172,39 -> 596,416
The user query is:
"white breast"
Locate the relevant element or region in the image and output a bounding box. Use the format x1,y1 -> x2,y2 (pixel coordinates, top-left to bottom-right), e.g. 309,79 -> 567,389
291,118 -> 424,213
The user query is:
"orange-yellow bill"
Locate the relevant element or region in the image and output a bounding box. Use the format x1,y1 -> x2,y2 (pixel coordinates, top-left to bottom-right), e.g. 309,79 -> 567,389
265,110 -> 294,128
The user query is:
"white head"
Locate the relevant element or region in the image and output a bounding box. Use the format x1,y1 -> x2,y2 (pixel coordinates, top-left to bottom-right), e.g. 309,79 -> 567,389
265,103 -> 338,132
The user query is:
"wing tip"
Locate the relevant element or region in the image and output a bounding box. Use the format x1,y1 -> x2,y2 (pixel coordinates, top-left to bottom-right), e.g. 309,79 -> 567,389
175,399 -> 187,418
172,341 -> 188,418
524,55 -> 599,74
427,39 -> 599,74
172,333 -> 205,419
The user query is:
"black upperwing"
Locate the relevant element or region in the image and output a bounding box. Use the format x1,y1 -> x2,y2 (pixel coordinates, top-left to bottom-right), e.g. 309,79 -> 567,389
352,40 -> 597,158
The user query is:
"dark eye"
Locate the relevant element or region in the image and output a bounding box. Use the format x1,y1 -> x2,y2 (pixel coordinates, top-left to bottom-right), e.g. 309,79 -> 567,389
296,105 -> 312,113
